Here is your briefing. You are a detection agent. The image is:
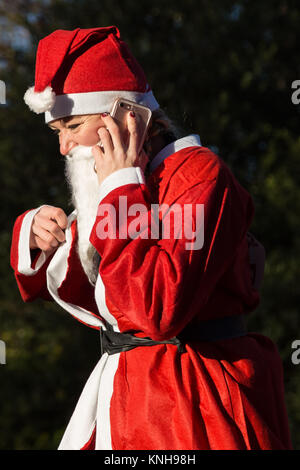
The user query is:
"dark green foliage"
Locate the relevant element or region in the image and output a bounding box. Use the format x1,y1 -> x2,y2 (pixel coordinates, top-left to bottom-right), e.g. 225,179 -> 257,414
0,0 -> 299,449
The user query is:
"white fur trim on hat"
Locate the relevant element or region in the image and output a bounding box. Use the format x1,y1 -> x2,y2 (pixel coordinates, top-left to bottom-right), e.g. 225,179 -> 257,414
24,86 -> 56,114
44,89 -> 160,123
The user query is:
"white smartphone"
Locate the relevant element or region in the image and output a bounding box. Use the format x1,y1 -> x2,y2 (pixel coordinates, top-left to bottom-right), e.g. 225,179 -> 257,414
110,98 -> 152,152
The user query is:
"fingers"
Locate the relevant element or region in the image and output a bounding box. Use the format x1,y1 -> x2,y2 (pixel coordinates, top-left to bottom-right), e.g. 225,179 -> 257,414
34,214 -> 66,242
97,126 -> 114,152
99,114 -> 125,152
127,111 -> 141,155
91,144 -> 105,181
30,235 -> 57,254
30,206 -> 68,252
92,112 -> 148,185
30,226 -> 60,252
41,206 -> 68,231
102,111 -> 141,157
92,143 -> 104,163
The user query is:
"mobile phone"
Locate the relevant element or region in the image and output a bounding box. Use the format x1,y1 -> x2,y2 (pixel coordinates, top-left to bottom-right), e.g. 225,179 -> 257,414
110,98 -> 152,152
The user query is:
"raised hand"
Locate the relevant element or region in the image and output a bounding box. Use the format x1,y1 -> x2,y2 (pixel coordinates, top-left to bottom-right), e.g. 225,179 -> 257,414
29,206 -> 68,254
91,111 -> 149,185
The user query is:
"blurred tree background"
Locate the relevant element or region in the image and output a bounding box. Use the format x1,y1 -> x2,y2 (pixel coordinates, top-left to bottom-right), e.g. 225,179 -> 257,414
0,0 -> 299,450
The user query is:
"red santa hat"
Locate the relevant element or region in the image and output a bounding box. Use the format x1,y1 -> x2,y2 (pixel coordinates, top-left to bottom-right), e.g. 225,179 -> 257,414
24,26 -> 159,123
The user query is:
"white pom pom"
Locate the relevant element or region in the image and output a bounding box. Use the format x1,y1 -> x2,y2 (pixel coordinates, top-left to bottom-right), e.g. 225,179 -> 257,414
24,85 -> 56,114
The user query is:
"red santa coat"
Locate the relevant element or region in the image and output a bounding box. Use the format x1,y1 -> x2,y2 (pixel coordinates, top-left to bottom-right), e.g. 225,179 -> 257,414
10,135 -> 292,450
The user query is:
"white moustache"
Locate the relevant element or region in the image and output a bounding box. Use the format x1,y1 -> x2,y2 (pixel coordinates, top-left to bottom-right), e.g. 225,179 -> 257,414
66,142 -> 102,161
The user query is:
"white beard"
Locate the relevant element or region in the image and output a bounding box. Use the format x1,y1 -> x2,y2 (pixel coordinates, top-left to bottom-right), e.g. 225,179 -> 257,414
64,145 -> 101,286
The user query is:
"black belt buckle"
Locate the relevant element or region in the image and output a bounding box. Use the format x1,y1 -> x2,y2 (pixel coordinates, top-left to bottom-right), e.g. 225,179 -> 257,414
98,315 -> 246,357
99,325 -> 185,356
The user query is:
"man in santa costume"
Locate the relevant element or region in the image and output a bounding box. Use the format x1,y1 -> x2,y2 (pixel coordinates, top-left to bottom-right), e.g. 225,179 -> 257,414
10,26 -> 292,450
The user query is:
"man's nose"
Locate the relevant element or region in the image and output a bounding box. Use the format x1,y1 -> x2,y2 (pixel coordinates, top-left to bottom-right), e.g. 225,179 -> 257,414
59,130 -> 77,156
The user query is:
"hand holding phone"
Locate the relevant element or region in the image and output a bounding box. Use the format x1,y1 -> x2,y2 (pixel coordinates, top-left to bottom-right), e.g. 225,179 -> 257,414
92,100 -> 152,184
110,98 -> 152,153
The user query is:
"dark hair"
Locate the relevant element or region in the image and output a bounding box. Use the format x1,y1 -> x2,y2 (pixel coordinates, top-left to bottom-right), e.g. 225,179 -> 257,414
144,108 -> 186,157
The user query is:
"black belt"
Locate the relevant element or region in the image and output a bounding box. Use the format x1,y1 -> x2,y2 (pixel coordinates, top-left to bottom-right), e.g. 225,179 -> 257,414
100,315 -> 247,356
